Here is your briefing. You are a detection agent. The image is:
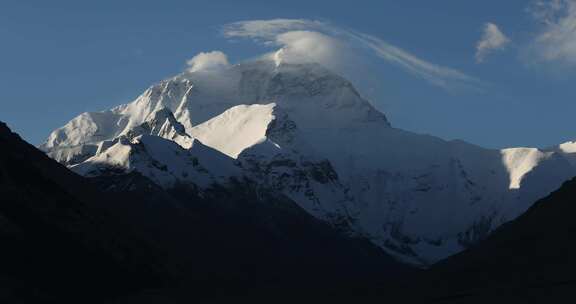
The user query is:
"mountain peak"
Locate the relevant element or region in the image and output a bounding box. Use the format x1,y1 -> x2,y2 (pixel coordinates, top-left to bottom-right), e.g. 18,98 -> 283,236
126,107 -> 193,149
41,56 -> 576,266
42,56 -> 391,162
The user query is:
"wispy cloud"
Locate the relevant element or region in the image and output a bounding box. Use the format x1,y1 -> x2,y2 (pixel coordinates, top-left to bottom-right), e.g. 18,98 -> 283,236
223,19 -> 480,90
348,31 -> 480,89
475,23 -> 510,63
527,0 -> 576,65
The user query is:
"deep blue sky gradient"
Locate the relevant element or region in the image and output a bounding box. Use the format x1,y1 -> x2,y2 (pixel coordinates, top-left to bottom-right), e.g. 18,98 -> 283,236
1,0 -> 575,148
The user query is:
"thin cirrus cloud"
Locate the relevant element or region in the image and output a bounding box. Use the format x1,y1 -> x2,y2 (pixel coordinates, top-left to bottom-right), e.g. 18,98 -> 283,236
475,23 -> 510,63
222,19 -> 480,90
527,0 -> 576,66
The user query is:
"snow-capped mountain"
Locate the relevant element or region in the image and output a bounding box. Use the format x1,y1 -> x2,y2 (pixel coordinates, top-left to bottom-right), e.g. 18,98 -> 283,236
42,53 -> 576,266
548,140 -> 576,167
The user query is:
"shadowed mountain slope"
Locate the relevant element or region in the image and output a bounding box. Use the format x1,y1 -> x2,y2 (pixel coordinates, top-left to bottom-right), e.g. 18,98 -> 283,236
0,121 -> 412,303
425,177 -> 576,302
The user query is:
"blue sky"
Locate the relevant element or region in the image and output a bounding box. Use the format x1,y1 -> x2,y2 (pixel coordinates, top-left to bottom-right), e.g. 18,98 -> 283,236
1,0 -> 576,148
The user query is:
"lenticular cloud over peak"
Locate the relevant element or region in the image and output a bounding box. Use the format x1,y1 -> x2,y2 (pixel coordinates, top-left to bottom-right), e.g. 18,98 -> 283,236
222,19 -> 480,90
273,30 -> 345,66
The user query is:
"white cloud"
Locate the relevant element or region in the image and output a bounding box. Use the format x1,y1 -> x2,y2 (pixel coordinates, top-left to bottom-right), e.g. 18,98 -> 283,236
528,0 -> 576,65
274,30 -> 345,66
186,51 -> 230,73
223,20 -> 348,70
223,19 -> 480,90
475,23 -> 510,63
